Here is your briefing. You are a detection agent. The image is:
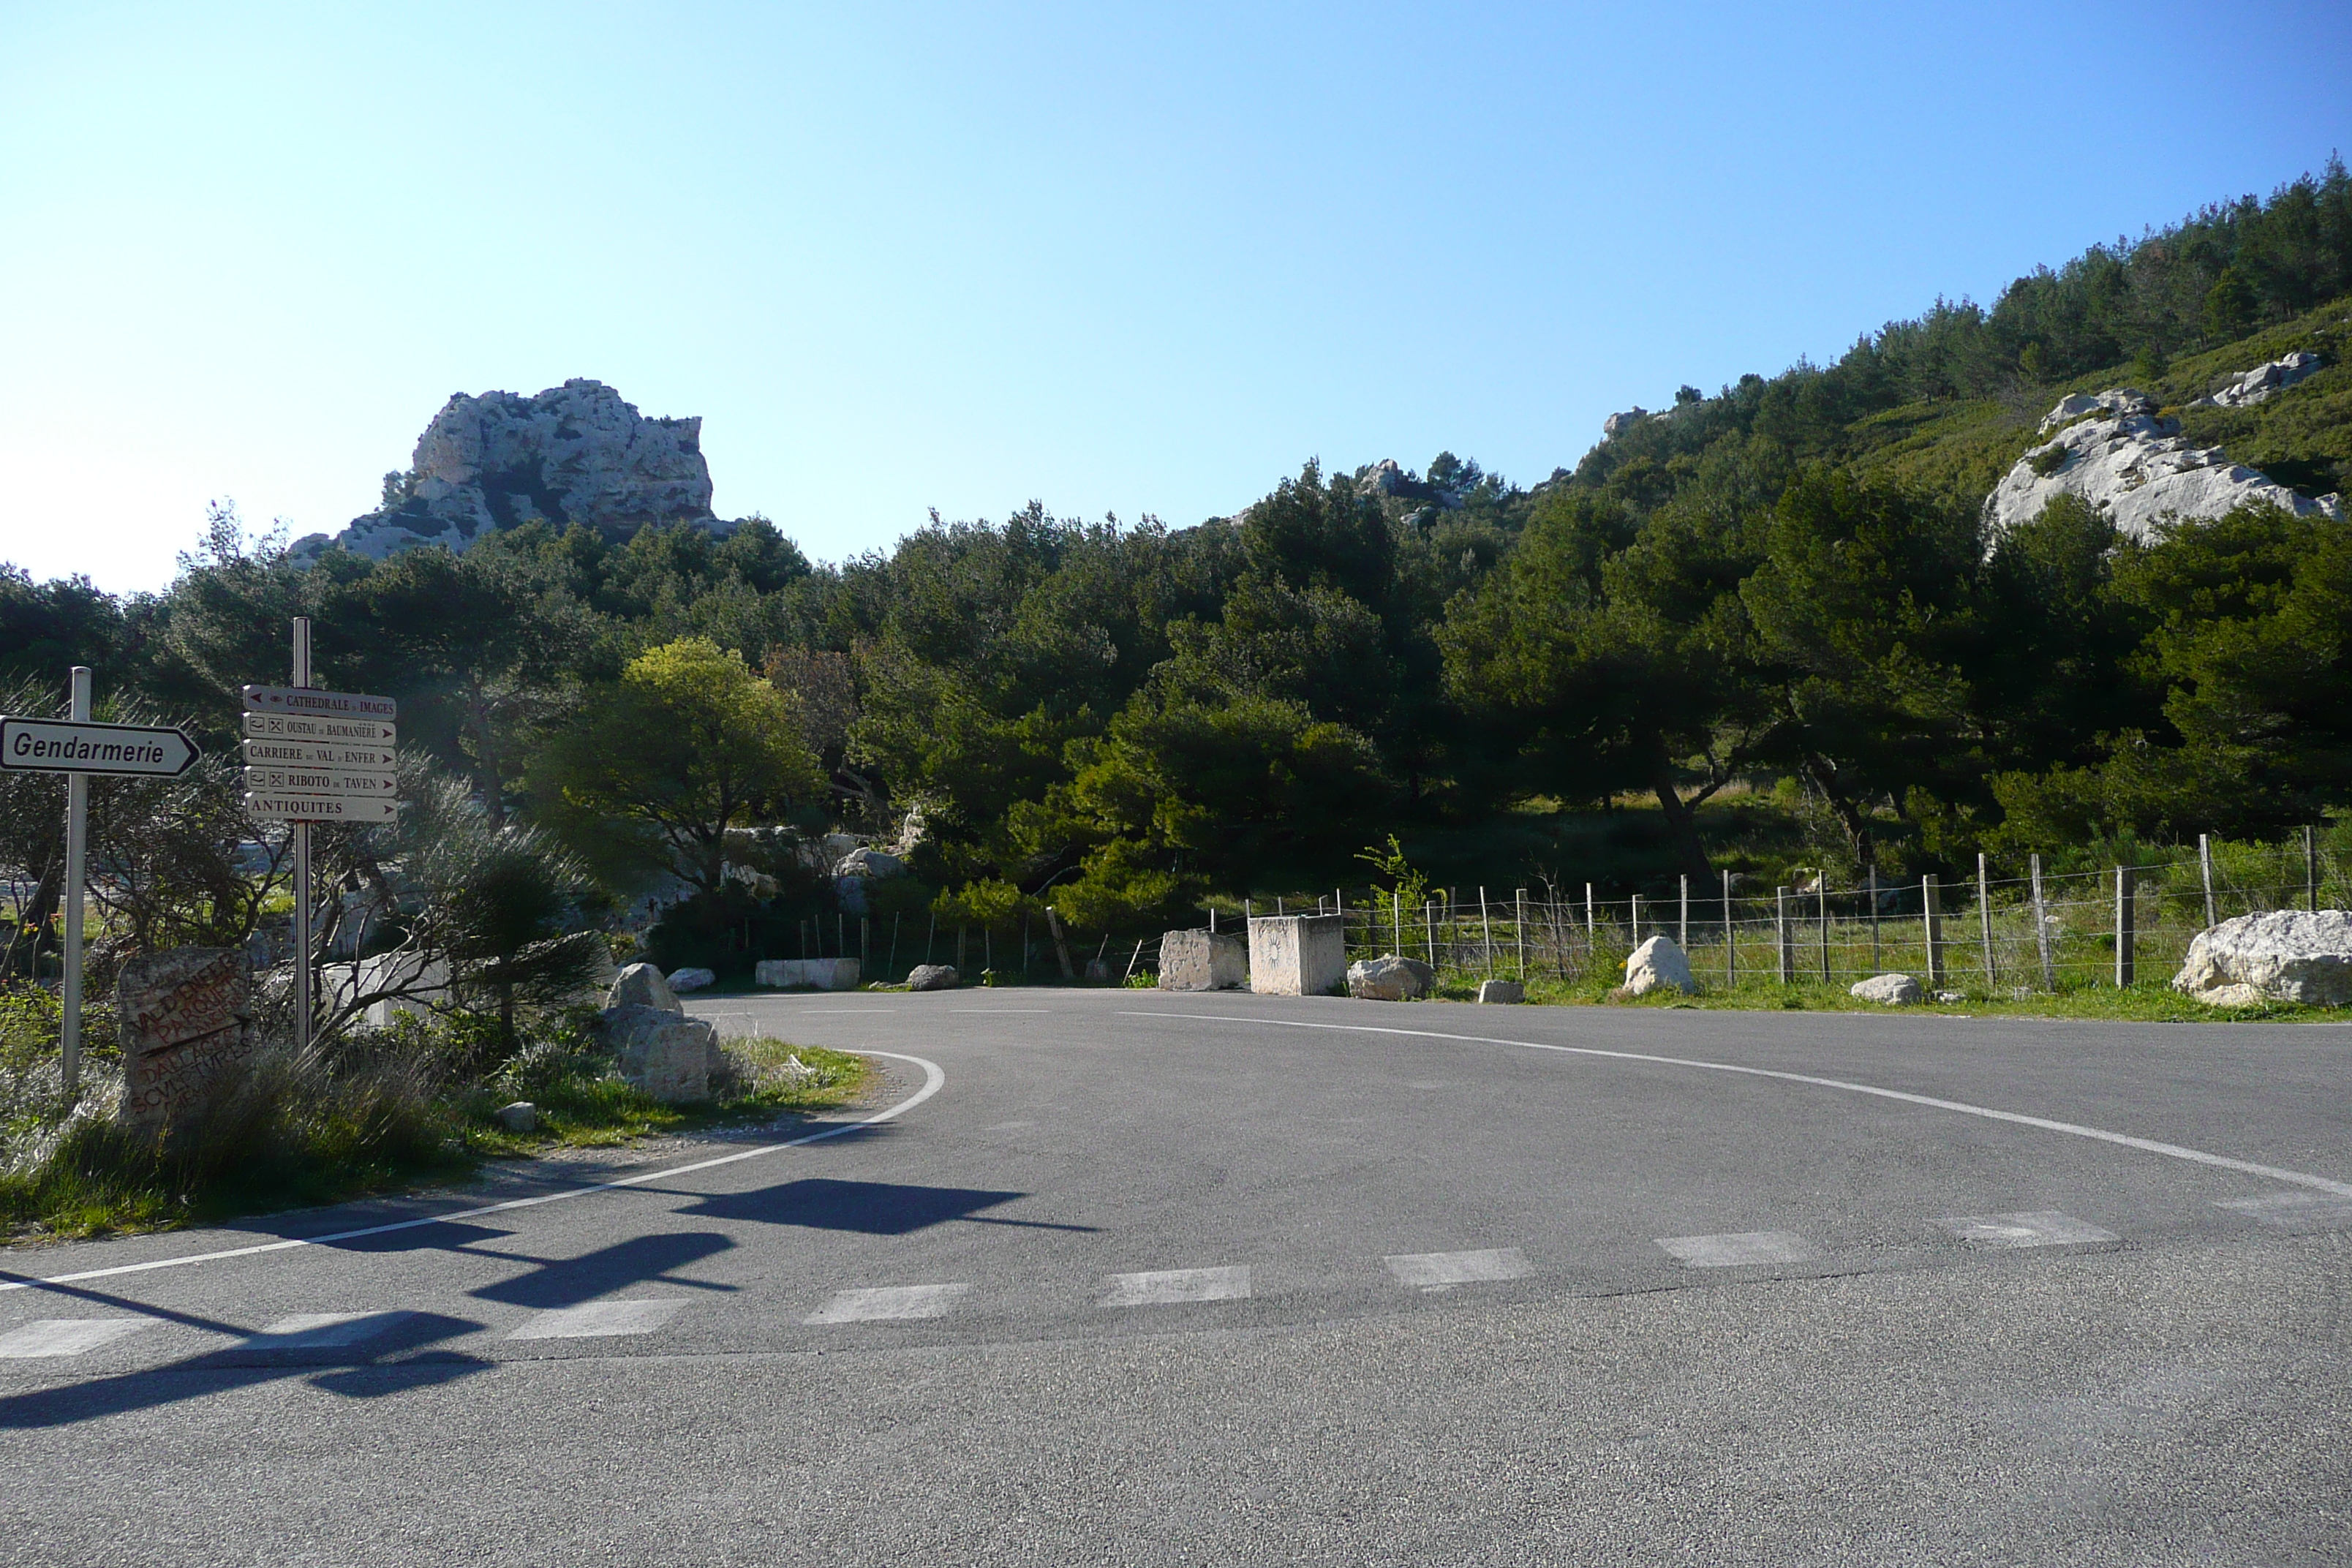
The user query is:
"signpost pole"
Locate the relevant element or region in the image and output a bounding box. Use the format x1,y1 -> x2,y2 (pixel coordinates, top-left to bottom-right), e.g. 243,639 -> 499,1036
292,618 -> 312,1056
59,666 -> 91,1099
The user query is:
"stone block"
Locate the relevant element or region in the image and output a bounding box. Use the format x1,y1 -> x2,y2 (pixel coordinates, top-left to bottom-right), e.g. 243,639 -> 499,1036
667,967 -> 716,993
754,957 -> 862,990
1246,915 -> 1348,996
1477,979 -> 1524,1004
905,964 -> 959,992
1158,929 -> 1247,992
115,947 -> 255,1135
1850,973 -> 1923,1006
599,1004 -> 717,1103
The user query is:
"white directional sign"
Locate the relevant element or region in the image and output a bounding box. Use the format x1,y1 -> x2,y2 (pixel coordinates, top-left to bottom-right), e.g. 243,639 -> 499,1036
1,717 -> 200,777
241,685 -> 397,720
242,766 -> 398,796
243,712 -> 396,745
245,791 -> 400,823
240,736 -> 396,769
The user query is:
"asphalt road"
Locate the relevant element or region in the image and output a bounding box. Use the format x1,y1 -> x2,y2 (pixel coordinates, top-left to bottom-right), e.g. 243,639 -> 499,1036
3,990 -> 2350,1565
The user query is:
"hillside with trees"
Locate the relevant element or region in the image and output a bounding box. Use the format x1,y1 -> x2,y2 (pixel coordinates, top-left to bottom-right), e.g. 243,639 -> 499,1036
6,159 -> 2351,979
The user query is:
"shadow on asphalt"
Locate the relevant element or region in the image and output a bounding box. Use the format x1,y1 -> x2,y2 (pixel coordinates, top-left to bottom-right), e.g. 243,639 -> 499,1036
0,1311 -> 490,1430
676,1177 -> 1096,1235
470,1231 -> 737,1309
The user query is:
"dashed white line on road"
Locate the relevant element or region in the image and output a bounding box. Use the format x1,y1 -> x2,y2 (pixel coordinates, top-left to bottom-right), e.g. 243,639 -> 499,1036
1384,1248 -> 1532,1292
508,1298 -> 686,1340
1656,1231 -> 1820,1268
1936,1210 -> 2119,1247
2216,1191 -> 2352,1228
0,1317 -> 158,1358
804,1284 -> 972,1323
1098,1266 -> 1251,1307
243,1311 -> 414,1349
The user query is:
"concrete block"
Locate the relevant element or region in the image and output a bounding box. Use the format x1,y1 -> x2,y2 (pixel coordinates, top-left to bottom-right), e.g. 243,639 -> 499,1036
1158,929 -> 1247,991
754,957 -> 862,990
1247,915 -> 1348,996
1477,979 -> 1524,1004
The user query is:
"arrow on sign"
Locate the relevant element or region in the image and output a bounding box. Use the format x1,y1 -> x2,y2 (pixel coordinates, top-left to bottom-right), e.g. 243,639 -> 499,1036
242,713 -> 396,745
242,766 -> 397,796
1,717 -> 200,777
246,793 -> 401,823
241,685 -> 398,720
240,737 -> 397,769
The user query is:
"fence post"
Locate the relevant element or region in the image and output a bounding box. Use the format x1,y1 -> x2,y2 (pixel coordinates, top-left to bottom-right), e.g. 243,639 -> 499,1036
2198,833 -> 2217,930
2114,866 -> 2135,987
1923,874 -> 1943,987
1045,905 -> 1075,979
1586,882 -> 1595,943
1866,867 -> 1880,971
1678,875 -> 1689,950
2307,824 -> 2320,913
1817,879 -> 1830,982
1515,889 -> 1527,979
1630,893 -> 1642,946
1977,853 -> 1995,988
1775,886 -> 1792,984
1124,937 -> 1145,981
2030,853 -> 2053,991
1425,901 -> 1437,968
1722,868 -> 1735,989
1479,887 -> 1494,976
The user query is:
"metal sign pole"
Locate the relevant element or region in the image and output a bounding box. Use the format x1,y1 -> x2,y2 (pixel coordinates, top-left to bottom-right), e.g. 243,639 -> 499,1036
292,618 -> 312,1055
59,666 -> 91,1099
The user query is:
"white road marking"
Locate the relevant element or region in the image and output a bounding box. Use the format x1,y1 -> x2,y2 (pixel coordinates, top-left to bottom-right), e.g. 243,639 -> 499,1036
508,1298 -> 685,1340
243,1311 -> 413,1349
804,1284 -> 972,1323
1656,1231 -> 1820,1267
2215,1191 -> 2352,1228
949,1009 -> 1053,1014
0,1317 -> 158,1358
1098,1266 -> 1251,1307
1384,1248 -> 1531,1292
1,1051 -> 946,1296
1936,1210 -> 2118,1247
1130,1013 -> 2352,1199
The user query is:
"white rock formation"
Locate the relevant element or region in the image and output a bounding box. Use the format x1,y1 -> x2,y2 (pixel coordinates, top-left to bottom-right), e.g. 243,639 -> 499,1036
293,379 -> 733,560
1985,388 -> 2343,541
1849,973 -> 1923,1006
1602,407 -> 1651,439
1621,935 -> 1695,998
2172,910 -> 2352,1007
2193,351 -> 2323,409
1346,954 -> 1434,1000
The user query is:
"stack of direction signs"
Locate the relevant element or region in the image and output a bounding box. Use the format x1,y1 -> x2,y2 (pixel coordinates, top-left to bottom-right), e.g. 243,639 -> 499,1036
241,685 -> 399,822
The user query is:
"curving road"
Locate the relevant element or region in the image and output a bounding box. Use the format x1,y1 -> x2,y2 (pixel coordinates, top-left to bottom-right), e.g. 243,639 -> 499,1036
2,991 -> 2349,1564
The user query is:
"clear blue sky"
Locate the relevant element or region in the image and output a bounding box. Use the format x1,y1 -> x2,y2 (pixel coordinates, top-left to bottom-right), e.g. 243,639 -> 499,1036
3,1 -> 2348,593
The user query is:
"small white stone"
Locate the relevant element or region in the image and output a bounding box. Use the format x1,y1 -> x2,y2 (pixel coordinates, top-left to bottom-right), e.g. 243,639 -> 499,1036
493,1101 -> 538,1133
1621,935 -> 1696,997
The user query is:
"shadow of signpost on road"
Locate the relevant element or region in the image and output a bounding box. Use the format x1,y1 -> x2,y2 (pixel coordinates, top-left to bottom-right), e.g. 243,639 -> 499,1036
675,1178 -> 1096,1235
468,1231 -> 738,1309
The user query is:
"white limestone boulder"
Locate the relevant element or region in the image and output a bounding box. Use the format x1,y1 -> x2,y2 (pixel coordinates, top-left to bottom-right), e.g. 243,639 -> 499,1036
1347,954 -> 1436,1000
1850,973 -> 1923,1006
604,962 -> 682,1014
666,966 -> 716,994
1621,935 -> 1696,998
905,963 -> 959,992
2193,351 -> 2323,409
2172,910 -> 2352,1008
598,1005 -> 718,1102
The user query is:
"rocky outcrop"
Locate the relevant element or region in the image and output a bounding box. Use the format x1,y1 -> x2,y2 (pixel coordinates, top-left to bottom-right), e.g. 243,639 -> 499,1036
1348,954 -> 1434,1000
2193,352 -> 2323,409
2172,910 -> 2352,1007
1850,973 -> 1923,1006
1603,407 -> 1650,439
1619,935 -> 1695,998
294,379 -> 734,561
1986,388 -> 2343,540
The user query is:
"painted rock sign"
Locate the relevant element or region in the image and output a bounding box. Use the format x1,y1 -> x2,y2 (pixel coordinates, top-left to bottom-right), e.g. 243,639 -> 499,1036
115,947 -> 256,1134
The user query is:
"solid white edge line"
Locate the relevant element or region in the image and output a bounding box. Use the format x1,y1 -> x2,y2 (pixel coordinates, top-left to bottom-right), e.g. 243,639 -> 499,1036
1122,1011 -> 2352,1199
0,1050 -> 946,1295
